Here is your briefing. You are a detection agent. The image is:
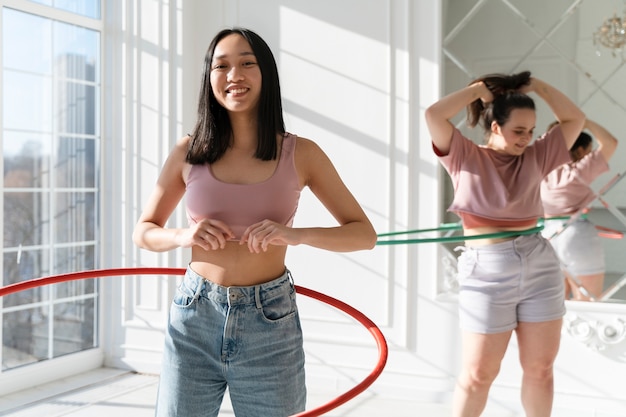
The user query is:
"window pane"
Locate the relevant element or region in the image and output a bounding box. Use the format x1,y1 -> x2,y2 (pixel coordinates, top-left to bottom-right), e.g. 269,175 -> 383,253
3,309 -> 49,370
3,71 -> 52,132
3,249 -> 50,307
58,82 -> 98,135
26,0 -> 100,19
3,192 -> 50,247
2,9 -> 52,73
54,245 -> 96,297
2,299 -> 97,370
53,298 -> 97,356
55,22 -> 100,82
4,131 -> 52,189
55,192 -> 96,244
56,137 -> 97,188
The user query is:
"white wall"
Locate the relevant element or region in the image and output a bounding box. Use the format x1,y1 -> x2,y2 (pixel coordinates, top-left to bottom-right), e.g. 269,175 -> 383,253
109,1 -> 626,416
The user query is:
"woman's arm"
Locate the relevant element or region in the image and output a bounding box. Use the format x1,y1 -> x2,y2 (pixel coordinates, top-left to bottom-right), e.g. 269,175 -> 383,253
521,78 -> 585,149
424,82 -> 492,155
586,119 -> 618,162
132,136 -> 234,252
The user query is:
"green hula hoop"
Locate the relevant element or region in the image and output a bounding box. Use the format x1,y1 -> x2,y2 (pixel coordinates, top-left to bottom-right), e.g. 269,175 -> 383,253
376,224 -> 544,246
376,222 -> 462,238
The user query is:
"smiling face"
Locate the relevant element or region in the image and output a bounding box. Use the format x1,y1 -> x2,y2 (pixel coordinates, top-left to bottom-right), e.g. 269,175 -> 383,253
488,107 -> 536,155
210,33 -> 262,116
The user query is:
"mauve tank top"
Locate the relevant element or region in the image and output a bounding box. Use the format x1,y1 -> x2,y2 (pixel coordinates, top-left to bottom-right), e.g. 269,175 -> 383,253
185,133 -> 301,239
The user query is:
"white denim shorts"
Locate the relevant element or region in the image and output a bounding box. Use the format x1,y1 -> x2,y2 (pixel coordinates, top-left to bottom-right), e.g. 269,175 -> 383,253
542,218 -> 605,276
456,233 -> 566,334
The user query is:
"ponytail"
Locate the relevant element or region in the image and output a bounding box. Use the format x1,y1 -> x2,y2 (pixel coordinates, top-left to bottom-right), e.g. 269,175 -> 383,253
467,71 -> 534,130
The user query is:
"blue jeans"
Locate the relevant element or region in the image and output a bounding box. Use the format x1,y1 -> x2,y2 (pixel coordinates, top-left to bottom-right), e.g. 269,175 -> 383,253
155,266 -> 306,417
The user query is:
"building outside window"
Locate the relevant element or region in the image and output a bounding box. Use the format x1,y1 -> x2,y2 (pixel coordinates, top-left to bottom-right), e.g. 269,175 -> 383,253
1,0 -> 101,372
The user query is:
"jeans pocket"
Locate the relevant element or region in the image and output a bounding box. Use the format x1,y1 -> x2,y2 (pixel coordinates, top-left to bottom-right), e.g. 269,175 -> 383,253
172,284 -> 197,308
260,287 -> 297,323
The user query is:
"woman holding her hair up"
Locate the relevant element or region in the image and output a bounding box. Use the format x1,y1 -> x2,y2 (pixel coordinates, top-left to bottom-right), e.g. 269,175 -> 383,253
133,27 -> 376,417
425,71 -> 585,417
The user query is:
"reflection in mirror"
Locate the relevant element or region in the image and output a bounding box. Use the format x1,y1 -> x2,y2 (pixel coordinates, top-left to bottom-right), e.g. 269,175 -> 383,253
440,0 -> 626,303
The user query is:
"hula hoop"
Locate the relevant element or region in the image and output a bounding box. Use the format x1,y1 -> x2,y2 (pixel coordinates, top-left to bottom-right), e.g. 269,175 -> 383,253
595,225 -> 624,240
376,222 -> 462,238
0,267 -> 388,417
376,224 -> 543,246
538,215 -> 625,240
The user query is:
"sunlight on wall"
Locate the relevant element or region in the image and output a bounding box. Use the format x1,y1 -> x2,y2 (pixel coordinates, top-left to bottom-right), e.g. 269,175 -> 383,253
278,6 -> 390,142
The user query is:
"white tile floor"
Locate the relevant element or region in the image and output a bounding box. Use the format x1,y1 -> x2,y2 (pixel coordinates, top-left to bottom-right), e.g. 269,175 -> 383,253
0,367 -> 465,417
0,367 -> 615,417
0,367 -> 455,417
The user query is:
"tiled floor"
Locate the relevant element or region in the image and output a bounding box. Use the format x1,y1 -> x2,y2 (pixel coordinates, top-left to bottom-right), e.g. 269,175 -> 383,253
0,367 -> 456,417
0,367 -> 618,417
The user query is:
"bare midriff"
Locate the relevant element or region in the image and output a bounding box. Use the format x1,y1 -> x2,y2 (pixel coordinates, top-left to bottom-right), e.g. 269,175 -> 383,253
458,212 -> 538,246
463,223 -> 537,247
189,242 -> 288,287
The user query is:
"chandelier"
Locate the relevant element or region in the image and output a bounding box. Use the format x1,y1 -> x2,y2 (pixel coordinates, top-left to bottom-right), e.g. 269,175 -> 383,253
593,11 -> 626,58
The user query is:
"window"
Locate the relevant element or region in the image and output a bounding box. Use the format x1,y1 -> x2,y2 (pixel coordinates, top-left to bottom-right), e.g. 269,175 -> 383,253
1,3 -> 100,371
27,0 -> 100,19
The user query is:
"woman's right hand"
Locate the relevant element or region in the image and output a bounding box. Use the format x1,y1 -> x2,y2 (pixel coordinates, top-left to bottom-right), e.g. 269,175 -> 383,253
177,218 -> 235,250
473,81 -> 494,104
425,81 -> 495,154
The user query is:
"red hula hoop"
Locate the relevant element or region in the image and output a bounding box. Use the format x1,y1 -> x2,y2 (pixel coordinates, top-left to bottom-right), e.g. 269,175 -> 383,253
595,225 -> 624,240
0,267 -> 388,417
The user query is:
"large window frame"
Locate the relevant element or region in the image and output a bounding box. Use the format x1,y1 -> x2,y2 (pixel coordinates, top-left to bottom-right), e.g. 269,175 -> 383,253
0,0 -> 104,392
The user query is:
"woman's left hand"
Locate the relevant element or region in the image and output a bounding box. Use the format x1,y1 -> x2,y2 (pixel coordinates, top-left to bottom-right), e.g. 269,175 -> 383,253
517,77 -> 535,95
241,220 -> 300,253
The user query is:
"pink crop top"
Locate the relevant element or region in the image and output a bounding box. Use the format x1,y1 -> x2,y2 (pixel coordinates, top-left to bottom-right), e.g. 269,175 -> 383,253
185,133 -> 302,239
434,127 -> 570,228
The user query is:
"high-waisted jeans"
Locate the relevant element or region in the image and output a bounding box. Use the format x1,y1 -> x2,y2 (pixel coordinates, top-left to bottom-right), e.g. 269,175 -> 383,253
155,266 -> 306,417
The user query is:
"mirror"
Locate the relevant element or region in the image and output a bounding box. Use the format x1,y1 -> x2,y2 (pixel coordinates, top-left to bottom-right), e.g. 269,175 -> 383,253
440,0 -> 626,303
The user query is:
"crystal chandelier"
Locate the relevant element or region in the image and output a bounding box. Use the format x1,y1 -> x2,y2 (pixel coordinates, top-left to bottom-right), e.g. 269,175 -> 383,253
593,11 -> 626,58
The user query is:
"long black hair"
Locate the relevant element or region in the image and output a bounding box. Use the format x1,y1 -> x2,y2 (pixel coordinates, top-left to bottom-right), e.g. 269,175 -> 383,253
186,28 -> 285,164
467,71 -> 535,132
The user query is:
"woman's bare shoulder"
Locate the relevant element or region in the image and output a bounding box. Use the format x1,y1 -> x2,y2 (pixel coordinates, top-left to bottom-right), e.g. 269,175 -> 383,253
293,135 -> 323,154
177,134 -> 192,148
